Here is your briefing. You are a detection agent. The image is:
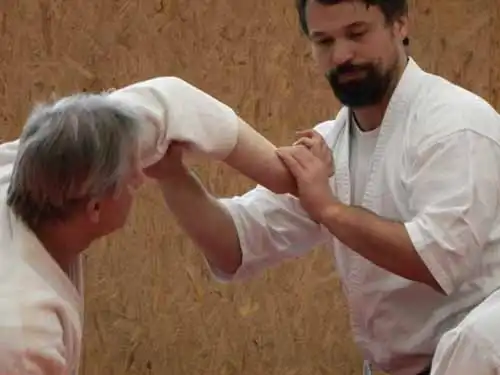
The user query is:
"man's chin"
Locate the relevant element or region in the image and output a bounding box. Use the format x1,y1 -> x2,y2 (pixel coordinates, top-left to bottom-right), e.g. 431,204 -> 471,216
335,92 -> 384,108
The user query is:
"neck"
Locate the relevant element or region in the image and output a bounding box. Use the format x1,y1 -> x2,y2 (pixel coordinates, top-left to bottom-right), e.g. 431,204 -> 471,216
352,55 -> 409,132
352,100 -> 390,132
33,220 -> 92,274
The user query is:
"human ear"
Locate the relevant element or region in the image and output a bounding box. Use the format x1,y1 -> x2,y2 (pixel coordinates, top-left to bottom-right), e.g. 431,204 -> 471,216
392,15 -> 409,45
86,199 -> 101,224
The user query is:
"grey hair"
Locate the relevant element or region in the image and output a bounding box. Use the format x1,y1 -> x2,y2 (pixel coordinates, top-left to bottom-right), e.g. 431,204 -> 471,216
6,93 -> 142,228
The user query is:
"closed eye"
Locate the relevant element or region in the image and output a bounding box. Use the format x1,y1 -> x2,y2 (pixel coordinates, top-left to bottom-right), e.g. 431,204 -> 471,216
347,28 -> 368,40
312,37 -> 334,46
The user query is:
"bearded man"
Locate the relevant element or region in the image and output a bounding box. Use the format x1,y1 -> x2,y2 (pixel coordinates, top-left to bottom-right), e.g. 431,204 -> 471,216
144,1 -> 500,374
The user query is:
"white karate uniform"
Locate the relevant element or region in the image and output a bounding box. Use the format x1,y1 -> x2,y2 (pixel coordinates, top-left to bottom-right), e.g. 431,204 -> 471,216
211,58 -> 500,375
0,140 -> 84,375
107,76 -> 240,168
430,289 -> 500,375
0,77 -> 240,374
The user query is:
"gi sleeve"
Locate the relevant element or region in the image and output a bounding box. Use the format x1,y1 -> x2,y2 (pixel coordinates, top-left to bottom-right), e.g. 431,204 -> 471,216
209,185 -> 331,282
107,77 -> 239,168
206,119 -> 337,282
404,129 -> 500,295
0,139 -> 19,184
0,302 -> 69,375
431,302 -> 500,375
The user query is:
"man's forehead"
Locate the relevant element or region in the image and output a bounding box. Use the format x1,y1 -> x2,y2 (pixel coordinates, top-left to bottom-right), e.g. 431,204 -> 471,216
306,1 -> 382,34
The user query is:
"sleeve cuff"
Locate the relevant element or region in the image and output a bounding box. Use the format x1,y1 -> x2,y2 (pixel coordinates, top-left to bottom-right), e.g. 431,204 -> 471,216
404,220 -> 455,295
203,198 -> 255,283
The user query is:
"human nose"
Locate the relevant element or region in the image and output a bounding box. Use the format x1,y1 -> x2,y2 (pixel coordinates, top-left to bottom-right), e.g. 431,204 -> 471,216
330,39 -> 355,67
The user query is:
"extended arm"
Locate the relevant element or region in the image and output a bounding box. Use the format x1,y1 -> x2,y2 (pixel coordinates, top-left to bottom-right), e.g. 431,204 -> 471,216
145,125 -> 331,279
156,171 -> 328,279
108,76 -> 296,195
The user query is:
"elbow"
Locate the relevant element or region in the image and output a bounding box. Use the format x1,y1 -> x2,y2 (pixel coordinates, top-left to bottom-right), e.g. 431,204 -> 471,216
218,260 -> 241,276
131,76 -> 196,101
418,258 -> 468,296
406,259 -> 448,295
426,274 -> 447,295
207,246 -> 242,276
145,76 -> 188,88
406,215 -> 486,296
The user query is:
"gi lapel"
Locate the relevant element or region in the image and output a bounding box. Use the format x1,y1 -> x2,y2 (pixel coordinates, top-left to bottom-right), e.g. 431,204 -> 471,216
330,107 -> 352,206
361,58 -> 423,209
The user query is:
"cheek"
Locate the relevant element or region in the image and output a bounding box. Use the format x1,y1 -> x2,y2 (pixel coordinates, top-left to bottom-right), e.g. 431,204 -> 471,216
106,194 -> 134,229
106,189 -> 134,219
117,190 -> 134,213
311,46 -> 332,73
380,45 -> 400,72
355,29 -> 394,59
374,33 -> 400,61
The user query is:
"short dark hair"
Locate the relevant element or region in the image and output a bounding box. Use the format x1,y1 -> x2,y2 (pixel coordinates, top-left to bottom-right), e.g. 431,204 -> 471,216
295,0 -> 409,45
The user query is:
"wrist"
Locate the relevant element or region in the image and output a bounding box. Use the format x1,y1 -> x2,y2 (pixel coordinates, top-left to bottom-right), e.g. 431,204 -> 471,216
317,199 -> 345,226
154,166 -> 193,192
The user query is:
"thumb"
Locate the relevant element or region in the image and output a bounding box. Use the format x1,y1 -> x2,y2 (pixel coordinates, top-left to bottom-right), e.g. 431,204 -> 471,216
166,141 -> 189,157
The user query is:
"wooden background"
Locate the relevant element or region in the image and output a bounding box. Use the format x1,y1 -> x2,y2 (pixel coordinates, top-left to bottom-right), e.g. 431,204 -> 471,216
1,0 -> 498,374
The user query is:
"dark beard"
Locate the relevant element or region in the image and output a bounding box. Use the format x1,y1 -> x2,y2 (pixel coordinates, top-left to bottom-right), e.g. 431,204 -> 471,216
325,62 -> 393,108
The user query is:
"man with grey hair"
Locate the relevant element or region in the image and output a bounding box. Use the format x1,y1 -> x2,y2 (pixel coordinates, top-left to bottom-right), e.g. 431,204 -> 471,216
0,93 -> 145,375
0,75 -> 298,374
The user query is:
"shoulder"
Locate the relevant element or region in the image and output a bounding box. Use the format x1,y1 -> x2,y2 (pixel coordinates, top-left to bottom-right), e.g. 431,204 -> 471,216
410,73 -> 500,146
0,288 -> 68,373
0,139 -> 19,156
436,289 -> 500,366
454,290 -> 500,341
0,139 -> 19,188
0,261 -> 74,373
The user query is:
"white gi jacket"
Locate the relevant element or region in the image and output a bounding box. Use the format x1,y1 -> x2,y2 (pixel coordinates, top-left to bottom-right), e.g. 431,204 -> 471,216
214,58 -> 500,375
430,288 -> 500,375
0,77 -> 240,374
107,76 -> 240,168
0,140 -> 84,375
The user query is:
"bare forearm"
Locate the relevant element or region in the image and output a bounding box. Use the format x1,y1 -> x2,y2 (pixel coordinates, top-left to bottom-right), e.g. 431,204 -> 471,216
157,169 -> 242,274
223,119 -> 298,196
320,202 -> 444,293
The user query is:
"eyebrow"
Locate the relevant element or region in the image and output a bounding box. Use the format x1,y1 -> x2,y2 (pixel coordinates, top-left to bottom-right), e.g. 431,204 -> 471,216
309,21 -> 370,38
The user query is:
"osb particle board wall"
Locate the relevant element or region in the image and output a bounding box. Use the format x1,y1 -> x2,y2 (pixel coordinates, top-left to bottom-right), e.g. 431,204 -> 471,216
0,1 -> 498,374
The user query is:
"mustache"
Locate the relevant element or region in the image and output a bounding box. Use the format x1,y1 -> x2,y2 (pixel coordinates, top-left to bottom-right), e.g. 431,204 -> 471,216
327,63 -> 370,78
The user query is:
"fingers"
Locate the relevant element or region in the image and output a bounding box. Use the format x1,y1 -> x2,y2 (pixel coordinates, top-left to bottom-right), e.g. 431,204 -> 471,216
295,129 -> 324,143
295,129 -> 317,138
293,137 -> 315,148
278,145 -> 318,171
292,144 -> 319,164
294,129 -> 325,150
143,141 -> 188,179
277,147 -> 304,176
277,144 -> 333,188
293,135 -> 328,164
